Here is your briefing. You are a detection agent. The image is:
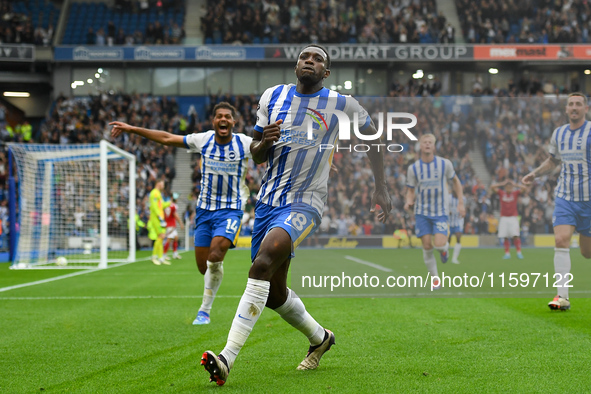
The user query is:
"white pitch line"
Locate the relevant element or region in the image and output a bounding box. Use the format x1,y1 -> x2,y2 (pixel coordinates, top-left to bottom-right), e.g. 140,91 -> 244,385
344,255 -> 393,272
0,251 -> 189,293
0,294 -> 242,300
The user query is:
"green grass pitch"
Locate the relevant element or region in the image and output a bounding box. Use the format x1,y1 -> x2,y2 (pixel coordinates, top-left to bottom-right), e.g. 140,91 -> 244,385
1,248 -> 591,392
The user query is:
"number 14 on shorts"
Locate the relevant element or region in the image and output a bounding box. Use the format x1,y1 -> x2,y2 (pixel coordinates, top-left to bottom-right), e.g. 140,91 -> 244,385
226,219 -> 239,234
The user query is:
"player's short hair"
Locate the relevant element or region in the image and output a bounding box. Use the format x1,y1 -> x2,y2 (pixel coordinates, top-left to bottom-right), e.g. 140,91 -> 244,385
419,133 -> 436,143
213,102 -> 237,118
301,44 -> 331,69
567,92 -> 588,106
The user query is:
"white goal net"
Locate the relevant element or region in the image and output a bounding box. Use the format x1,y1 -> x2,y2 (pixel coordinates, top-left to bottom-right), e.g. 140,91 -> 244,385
8,140 -> 136,269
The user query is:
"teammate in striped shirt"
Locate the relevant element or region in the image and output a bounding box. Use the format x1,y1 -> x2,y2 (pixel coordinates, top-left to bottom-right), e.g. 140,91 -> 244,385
522,92 -> 591,311
163,192 -> 184,260
201,44 -> 392,386
404,134 -> 465,288
448,193 -> 466,264
110,102 -> 252,324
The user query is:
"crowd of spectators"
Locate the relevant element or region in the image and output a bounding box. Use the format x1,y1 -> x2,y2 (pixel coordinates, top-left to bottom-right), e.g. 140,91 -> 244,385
85,19 -> 185,46
199,89 -> 477,237
1,71 -> 583,245
476,84 -> 575,237
457,0 -> 591,44
202,0 -> 455,45
0,0 -> 56,46
201,73 -> 580,239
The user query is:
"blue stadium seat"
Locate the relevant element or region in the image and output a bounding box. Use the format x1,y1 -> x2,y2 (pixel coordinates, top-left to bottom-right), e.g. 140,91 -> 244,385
205,37 -> 213,44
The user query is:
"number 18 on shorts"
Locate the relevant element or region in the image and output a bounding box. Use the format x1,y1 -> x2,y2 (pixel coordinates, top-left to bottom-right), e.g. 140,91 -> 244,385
251,202 -> 321,261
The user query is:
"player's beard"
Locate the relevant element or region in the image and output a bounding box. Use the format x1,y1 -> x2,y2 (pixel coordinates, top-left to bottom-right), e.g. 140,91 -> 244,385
298,71 -> 322,86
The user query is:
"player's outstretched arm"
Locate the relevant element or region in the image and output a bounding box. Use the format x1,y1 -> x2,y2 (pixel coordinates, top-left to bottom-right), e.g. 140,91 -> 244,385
109,121 -> 186,148
510,179 -> 530,192
452,175 -> 466,217
250,119 -> 282,164
365,123 -> 392,223
521,156 -> 560,185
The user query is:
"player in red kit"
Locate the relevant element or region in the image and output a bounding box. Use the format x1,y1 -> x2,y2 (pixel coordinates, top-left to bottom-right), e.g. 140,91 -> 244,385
491,180 -> 528,259
164,192 -> 184,260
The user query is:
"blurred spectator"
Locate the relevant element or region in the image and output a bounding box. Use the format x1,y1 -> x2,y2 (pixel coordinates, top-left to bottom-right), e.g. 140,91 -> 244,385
86,27 -> 96,44
96,28 -> 106,46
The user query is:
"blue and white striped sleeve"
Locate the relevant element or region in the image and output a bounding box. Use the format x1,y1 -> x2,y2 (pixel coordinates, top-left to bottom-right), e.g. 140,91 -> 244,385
445,158 -> 456,180
254,87 -> 274,134
184,131 -> 210,153
239,134 -> 253,158
345,95 -> 371,131
406,163 -> 416,188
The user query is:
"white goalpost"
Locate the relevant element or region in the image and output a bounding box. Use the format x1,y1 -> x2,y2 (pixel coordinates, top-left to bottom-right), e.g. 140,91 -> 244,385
8,140 -> 136,269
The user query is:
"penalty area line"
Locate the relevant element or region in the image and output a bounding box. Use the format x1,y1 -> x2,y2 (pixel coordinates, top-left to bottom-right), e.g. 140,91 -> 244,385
344,255 -> 393,272
0,252 -> 190,293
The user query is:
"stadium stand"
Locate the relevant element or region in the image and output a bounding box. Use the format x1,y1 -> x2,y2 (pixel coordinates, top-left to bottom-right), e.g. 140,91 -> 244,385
0,0 -> 60,46
0,82 -> 581,240
196,69 -> 577,237
1,0 -> 588,242
201,0 -> 451,45
456,0 -> 591,43
62,1 -> 185,45
2,69 -> 570,238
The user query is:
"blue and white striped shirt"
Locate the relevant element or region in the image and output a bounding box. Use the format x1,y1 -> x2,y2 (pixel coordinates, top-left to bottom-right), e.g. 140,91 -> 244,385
254,84 -> 371,215
449,194 -> 466,229
406,156 -> 456,217
549,121 -> 591,202
184,131 -> 252,211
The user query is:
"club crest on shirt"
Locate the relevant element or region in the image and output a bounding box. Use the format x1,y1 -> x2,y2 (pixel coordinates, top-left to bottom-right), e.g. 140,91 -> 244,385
228,151 -> 237,160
